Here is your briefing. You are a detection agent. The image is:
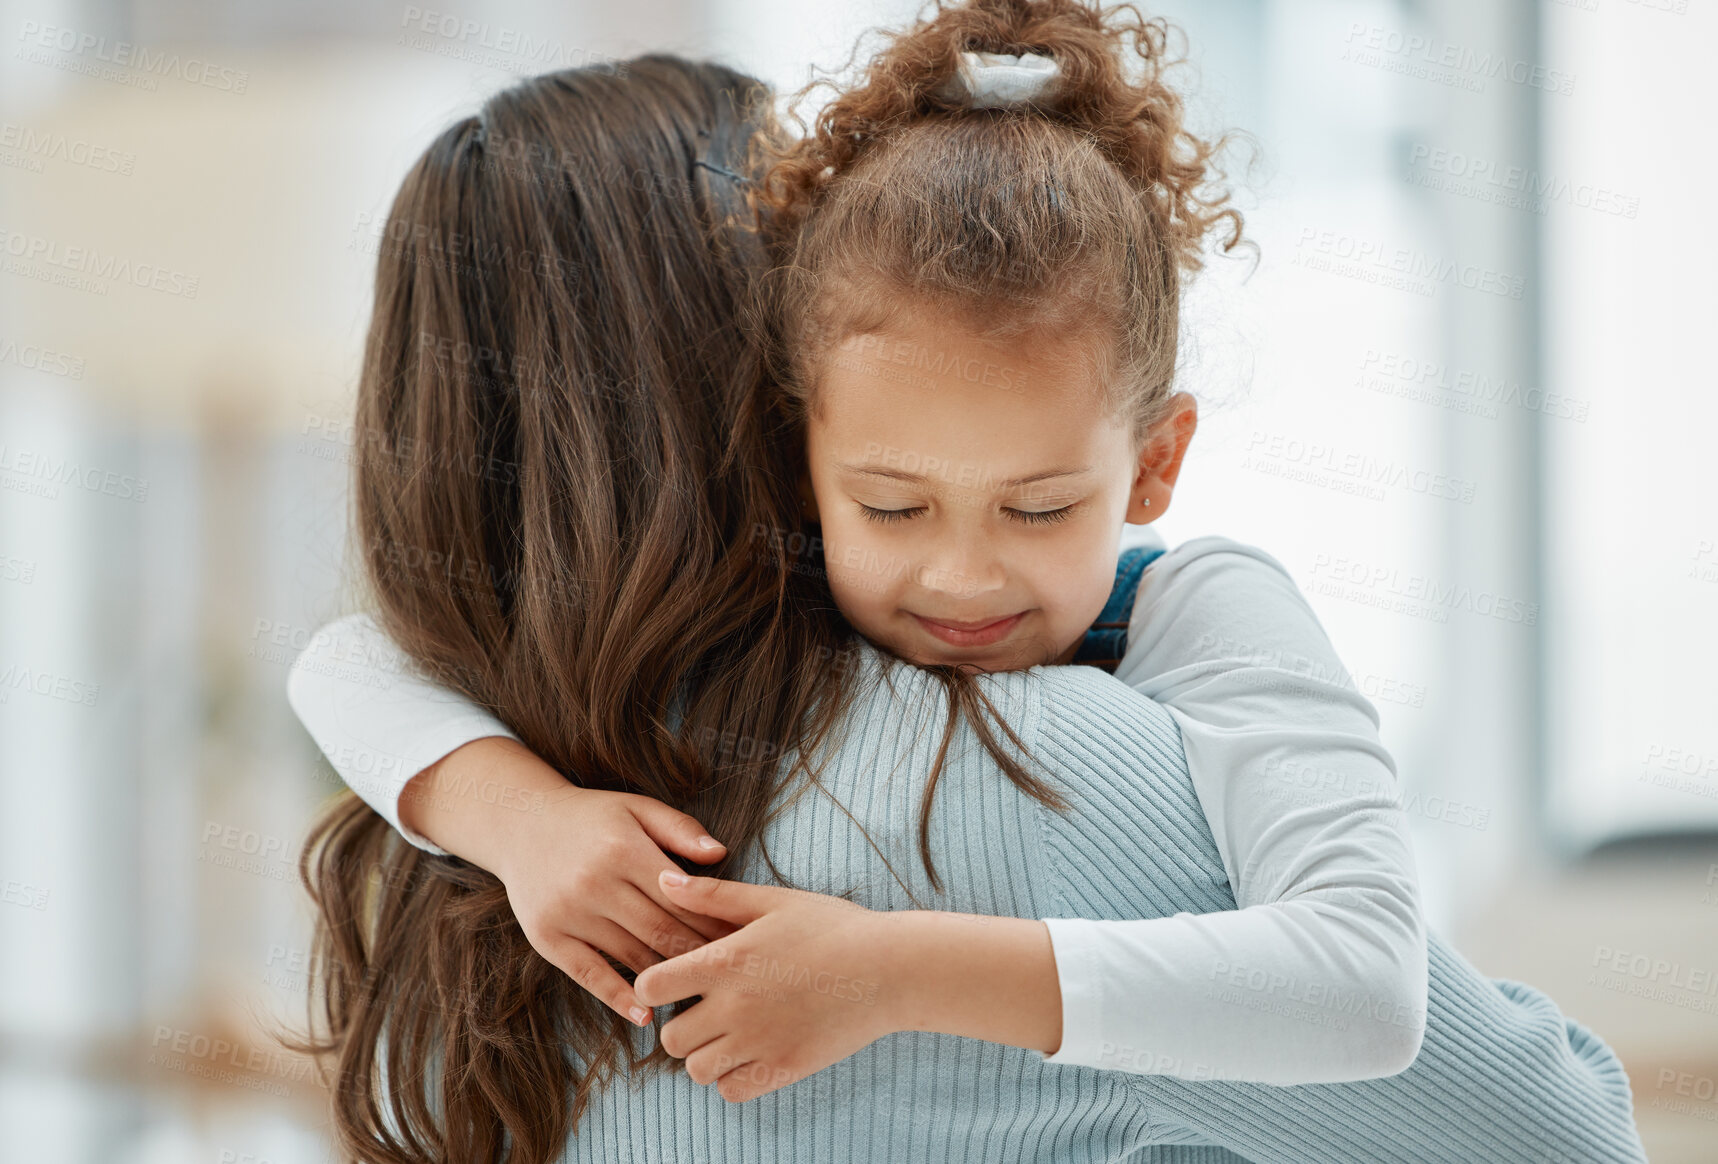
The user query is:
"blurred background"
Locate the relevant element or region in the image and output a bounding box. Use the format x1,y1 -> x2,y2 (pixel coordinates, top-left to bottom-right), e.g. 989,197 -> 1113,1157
1,0 -> 1713,1159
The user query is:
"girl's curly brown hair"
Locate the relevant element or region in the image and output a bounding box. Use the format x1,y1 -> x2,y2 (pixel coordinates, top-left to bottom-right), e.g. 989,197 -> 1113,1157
754,0 -> 1249,434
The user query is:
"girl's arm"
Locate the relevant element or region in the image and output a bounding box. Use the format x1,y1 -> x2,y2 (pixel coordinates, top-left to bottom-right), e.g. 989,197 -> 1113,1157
286,613 -> 520,854
1040,536 -> 1427,1083
285,614 -> 736,1021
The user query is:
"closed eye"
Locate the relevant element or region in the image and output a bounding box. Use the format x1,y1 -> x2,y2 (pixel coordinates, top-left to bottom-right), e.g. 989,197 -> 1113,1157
857,503 -> 924,523
1005,504 -> 1077,526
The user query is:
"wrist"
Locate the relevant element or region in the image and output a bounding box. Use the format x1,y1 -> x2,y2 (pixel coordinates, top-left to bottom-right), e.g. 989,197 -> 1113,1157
875,911 -> 941,1037
880,911 -> 1000,1035
877,911 -> 1062,1055
399,738 -> 569,877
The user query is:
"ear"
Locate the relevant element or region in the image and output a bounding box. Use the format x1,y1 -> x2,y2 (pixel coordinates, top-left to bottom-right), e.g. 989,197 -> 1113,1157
1125,394 -> 1197,526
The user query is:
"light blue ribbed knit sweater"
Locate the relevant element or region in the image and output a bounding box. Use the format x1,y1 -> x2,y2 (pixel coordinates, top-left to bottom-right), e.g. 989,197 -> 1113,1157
556,651 -> 1643,1163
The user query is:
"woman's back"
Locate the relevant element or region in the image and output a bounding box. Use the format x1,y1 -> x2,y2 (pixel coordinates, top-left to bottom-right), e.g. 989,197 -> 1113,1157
560,650 -> 1639,1163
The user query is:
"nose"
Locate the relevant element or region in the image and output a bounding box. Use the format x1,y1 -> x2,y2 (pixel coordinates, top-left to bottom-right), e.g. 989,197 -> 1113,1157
911,525 -> 1006,602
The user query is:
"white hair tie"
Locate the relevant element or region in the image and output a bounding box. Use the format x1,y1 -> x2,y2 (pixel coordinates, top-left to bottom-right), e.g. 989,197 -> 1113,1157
938,50 -> 1060,109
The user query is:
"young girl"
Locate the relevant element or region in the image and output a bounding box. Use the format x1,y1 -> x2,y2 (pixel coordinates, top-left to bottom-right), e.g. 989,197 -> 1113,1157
291,0 -> 1425,1094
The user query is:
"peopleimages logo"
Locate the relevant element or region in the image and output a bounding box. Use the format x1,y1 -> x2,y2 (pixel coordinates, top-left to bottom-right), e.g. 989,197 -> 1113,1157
1306,552 -> 1539,626
0,227 -> 199,299
1406,144 -> 1640,219
395,6 -> 626,75
0,122 -> 136,175
1341,22 -> 1576,96
1292,226 -> 1526,300
1191,630 -> 1429,709
15,21 -> 249,93
831,333 -> 1029,394
1589,945 -> 1718,1016
0,336 -> 86,380
0,661 -> 99,706
1,878 -> 50,911
1356,349 -> 1591,423
0,443 -> 148,502
1243,431 -> 1479,504
146,1026 -> 311,1097
1206,957 -> 1427,1032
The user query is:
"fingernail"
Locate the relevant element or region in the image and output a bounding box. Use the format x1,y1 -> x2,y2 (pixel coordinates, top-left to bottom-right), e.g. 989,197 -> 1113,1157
661,870 -> 689,887
629,1006 -> 651,1026
697,835 -> 724,851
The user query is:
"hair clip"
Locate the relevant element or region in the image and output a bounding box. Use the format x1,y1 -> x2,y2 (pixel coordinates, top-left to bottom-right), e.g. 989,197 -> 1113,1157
937,50 -> 1060,109
693,158 -> 751,185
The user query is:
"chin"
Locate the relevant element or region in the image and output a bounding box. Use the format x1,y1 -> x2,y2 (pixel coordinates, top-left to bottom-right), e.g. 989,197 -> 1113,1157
918,642 -> 1057,675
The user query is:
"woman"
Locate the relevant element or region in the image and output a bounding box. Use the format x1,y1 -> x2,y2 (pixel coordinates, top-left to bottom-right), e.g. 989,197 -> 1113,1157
291,55 -> 1644,1164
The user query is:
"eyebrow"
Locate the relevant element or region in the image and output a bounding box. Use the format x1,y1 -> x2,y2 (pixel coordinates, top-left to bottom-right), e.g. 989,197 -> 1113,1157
835,464 -> 1094,488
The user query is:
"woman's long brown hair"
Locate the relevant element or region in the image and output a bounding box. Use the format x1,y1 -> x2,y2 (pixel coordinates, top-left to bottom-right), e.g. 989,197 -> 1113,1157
295,58 -> 863,1163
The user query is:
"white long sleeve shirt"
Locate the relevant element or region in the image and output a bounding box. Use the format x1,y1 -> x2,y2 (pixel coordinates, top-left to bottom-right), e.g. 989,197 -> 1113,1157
286,534 -> 1426,1084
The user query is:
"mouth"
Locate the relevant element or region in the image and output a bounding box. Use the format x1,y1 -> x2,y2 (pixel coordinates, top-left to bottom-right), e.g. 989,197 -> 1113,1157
909,611 -> 1028,649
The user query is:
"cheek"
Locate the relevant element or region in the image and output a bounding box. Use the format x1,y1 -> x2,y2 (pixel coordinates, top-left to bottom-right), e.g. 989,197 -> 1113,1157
1029,514 -> 1123,626
816,513 -> 898,614
1072,555 -> 1120,618
1027,542 -> 1112,609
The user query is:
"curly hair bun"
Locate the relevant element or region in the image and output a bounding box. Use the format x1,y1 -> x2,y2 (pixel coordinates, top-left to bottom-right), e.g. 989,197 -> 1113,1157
757,0 -> 1246,431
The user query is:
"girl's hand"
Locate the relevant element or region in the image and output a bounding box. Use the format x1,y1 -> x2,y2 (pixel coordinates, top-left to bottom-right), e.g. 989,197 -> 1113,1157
633,872 -> 900,1102
402,738 -> 739,1025
493,788 -> 744,1024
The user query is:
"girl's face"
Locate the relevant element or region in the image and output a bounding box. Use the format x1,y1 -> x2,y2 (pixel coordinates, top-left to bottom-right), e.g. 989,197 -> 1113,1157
803,313 -> 1195,673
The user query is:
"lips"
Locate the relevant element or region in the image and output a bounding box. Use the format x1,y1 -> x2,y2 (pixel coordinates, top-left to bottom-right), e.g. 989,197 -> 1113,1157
910,611 -> 1027,649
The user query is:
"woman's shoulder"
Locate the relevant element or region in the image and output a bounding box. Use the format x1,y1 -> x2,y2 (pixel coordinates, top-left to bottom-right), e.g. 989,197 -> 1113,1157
1012,666 -> 1226,911
831,643 -> 1212,874
838,638 -> 1184,753
1021,664 -> 1186,771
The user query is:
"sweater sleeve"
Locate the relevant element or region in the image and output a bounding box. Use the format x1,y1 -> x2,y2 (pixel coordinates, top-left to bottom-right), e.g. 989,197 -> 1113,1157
285,613 -> 519,855
1042,537 -> 1427,1083
1137,936 -> 1646,1163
